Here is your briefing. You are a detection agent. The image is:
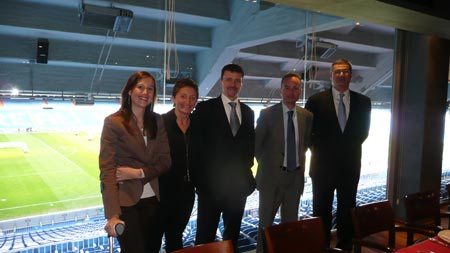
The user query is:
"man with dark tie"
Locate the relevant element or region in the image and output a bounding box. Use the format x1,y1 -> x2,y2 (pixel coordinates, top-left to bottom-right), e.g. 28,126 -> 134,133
191,63 -> 256,251
254,73 -> 313,253
305,58 -> 371,250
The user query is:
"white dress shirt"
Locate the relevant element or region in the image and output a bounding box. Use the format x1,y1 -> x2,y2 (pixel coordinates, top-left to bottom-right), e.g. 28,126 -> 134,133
332,87 -> 350,120
140,129 -> 155,198
221,94 -> 241,124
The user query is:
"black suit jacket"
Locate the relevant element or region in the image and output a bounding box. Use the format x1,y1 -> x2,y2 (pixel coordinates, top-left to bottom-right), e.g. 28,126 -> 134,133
191,96 -> 256,198
305,89 -> 371,180
159,109 -> 194,203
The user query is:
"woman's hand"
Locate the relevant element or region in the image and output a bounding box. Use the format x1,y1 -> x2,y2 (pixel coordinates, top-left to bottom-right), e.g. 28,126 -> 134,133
104,216 -> 125,237
116,166 -> 142,182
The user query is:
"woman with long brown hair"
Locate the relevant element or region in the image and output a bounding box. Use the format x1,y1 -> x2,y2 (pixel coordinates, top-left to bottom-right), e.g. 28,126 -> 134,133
100,71 -> 171,253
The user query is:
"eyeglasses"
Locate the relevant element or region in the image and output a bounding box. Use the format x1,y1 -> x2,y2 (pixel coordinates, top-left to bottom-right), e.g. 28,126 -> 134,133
333,69 -> 351,75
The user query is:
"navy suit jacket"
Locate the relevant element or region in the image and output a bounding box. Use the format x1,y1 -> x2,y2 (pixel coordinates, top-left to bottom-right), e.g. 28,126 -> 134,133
191,96 -> 256,198
305,89 -> 371,180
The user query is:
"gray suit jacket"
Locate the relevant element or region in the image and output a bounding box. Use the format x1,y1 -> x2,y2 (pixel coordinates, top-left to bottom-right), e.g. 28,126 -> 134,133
255,102 -> 313,194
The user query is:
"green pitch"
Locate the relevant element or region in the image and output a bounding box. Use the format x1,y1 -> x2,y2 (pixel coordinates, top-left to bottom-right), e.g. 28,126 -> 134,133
0,132 -> 102,220
0,131 -> 260,221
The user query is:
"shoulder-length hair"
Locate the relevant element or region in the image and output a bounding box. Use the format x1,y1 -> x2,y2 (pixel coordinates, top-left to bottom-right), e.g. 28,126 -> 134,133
172,78 -> 199,98
120,71 -> 158,139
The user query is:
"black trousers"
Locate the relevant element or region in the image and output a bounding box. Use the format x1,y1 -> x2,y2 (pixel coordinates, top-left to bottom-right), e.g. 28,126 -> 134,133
312,174 -> 359,251
158,187 -> 195,252
195,191 -> 247,252
118,196 -> 160,253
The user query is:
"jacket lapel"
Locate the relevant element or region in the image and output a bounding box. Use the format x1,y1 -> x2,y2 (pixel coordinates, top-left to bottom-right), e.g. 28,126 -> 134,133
215,97 -> 233,135
326,89 -> 343,134
295,105 -> 304,141
346,91 -> 358,133
274,103 -> 284,141
128,121 -> 148,161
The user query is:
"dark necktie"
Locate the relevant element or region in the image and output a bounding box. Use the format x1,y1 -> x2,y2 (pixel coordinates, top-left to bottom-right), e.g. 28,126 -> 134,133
338,93 -> 347,132
229,102 -> 240,136
287,110 -> 296,172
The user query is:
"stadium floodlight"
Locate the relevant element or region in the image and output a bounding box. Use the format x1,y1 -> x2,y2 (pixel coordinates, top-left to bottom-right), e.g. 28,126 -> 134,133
11,88 -> 19,96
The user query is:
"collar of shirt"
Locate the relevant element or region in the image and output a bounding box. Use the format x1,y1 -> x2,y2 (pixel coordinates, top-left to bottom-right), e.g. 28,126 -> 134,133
332,87 -> 350,101
332,87 -> 350,118
282,102 -> 296,118
281,102 -> 298,131
221,94 -> 241,122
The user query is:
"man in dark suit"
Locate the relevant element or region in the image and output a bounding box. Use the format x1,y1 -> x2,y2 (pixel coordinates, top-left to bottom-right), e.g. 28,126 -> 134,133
305,59 -> 371,250
255,73 -> 313,253
191,64 -> 256,251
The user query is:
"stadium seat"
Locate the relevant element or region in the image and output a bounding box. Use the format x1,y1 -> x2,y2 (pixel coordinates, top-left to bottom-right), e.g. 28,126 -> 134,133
10,183 -> 449,253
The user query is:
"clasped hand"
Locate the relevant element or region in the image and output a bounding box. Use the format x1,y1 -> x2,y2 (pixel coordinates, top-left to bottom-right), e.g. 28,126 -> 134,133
116,166 -> 141,182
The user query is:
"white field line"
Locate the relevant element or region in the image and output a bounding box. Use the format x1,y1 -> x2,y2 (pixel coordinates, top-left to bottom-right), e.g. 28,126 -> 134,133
0,195 -> 100,211
0,170 -> 80,179
0,138 -> 99,212
33,137 -> 86,173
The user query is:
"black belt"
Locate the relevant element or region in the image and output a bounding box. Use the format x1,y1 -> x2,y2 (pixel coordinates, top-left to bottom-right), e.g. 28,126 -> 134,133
282,166 -> 300,172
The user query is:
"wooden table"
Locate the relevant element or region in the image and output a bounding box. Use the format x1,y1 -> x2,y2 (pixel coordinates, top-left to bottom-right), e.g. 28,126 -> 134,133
394,237 -> 450,252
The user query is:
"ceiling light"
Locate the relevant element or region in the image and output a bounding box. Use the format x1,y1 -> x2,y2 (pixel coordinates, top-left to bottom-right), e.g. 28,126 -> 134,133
11,88 -> 19,96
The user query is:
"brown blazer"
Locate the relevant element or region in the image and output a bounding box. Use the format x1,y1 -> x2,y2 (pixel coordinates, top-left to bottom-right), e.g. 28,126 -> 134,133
99,111 -> 171,219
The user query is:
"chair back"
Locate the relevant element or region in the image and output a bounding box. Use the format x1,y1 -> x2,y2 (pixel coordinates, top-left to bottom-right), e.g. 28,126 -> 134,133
171,240 -> 234,253
264,217 -> 327,253
403,191 -> 441,231
352,199 -> 442,253
352,200 -> 395,239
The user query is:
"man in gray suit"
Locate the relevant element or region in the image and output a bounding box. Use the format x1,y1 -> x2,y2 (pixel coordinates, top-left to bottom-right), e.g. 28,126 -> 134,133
255,73 -> 313,253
